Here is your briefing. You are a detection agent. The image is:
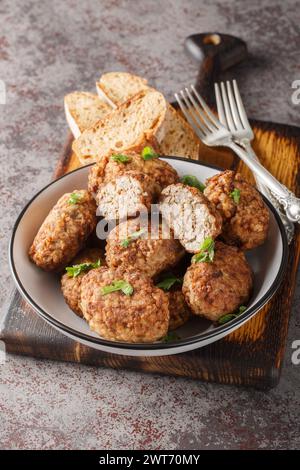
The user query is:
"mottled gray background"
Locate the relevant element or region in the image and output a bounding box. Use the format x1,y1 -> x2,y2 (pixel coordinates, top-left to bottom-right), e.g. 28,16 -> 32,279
0,0 -> 300,450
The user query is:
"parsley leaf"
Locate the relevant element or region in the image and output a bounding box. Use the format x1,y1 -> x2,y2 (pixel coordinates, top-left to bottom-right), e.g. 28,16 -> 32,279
218,305 -> 247,325
162,332 -> 181,343
68,192 -> 82,204
101,280 -> 134,296
181,175 -> 205,192
230,188 -> 241,204
120,229 -> 145,248
156,275 -> 182,291
218,314 -> 237,325
66,259 -> 101,278
111,154 -> 131,163
141,146 -> 159,160
238,305 -> 247,314
192,237 -> 215,263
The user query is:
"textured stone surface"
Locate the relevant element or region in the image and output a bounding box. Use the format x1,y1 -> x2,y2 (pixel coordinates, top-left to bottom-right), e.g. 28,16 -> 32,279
0,0 -> 300,450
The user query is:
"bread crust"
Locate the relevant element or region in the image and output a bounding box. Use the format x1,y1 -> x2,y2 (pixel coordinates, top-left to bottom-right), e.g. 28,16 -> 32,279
64,91 -> 111,137
72,89 -> 167,165
96,72 -> 200,159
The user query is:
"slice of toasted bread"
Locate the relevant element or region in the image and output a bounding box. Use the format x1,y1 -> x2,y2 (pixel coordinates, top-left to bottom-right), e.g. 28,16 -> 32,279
64,92 -> 111,138
160,105 -> 199,159
96,72 -> 199,159
72,89 -> 168,165
96,72 -> 148,106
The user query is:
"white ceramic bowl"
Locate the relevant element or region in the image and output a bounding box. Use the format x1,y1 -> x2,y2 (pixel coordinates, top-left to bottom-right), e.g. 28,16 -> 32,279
9,157 -> 288,356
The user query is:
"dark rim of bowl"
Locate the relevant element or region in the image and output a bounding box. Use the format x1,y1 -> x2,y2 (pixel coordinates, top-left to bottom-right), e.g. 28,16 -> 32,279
9,156 -> 289,351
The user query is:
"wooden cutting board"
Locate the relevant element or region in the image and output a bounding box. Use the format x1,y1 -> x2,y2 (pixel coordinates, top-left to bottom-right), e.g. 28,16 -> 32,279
2,34 -> 300,389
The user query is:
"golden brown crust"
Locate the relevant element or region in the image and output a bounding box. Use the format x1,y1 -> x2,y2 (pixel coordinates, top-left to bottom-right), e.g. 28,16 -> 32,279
61,248 -> 106,317
29,190 -> 97,271
80,267 -> 169,343
105,218 -> 185,277
204,170 -> 270,250
61,273 -> 84,317
182,241 -> 253,321
166,288 -> 191,330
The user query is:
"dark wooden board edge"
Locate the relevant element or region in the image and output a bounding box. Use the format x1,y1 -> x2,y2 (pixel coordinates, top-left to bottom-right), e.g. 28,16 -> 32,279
2,292 -> 283,390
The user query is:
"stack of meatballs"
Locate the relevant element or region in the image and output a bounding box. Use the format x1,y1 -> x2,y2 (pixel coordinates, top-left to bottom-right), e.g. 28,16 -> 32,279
29,149 -> 270,343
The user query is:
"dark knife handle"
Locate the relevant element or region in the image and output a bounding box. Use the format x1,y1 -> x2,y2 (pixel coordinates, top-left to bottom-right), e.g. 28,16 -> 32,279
184,33 -> 248,105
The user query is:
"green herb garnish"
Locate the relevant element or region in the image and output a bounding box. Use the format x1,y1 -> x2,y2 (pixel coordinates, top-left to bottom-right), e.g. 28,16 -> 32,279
192,237 -> 215,263
218,314 -> 237,325
162,332 -> 181,343
230,188 -> 241,204
218,305 -> 247,325
120,229 -> 145,248
156,275 -> 182,292
68,192 -> 82,204
141,146 -> 159,160
181,175 -> 205,192
66,259 -> 101,278
111,154 -> 131,163
101,280 -> 134,296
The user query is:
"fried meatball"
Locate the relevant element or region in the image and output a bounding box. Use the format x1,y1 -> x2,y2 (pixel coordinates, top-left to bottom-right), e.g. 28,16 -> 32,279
159,183 -> 222,253
166,287 -> 191,330
61,247 -> 105,317
29,190 -> 97,271
88,152 -> 179,196
204,170 -> 269,250
105,218 -> 185,277
95,170 -> 157,220
182,241 -> 253,321
80,267 -> 169,342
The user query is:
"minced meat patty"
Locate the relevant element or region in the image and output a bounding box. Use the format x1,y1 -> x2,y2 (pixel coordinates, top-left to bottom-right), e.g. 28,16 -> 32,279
61,247 -> 105,317
182,241 -> 253,321
88,152 -> 179,197
95,170 -> 157,220
159,183 -> 222,253
29,190 -> 97,271
204,170 -> 269,250
80,266 -> 169,343
105,218 -> 185,277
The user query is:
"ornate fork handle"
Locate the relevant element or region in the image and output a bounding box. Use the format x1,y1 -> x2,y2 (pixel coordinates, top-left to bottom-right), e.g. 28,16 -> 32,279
229,141 -> 300,224
242,142 -> 295,243
265,192 -> 295,243
274,186 -> 300,223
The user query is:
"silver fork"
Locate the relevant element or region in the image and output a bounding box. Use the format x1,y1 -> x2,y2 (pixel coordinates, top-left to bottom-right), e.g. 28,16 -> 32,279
175,85 -> 300,229
214,80 -> 294,242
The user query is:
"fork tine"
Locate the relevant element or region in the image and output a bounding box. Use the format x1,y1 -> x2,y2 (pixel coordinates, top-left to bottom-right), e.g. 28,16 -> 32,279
174,92 -> 205,139
226,81 -> 243,130
190,85 -> 221,129
185,87 -> 216,132
214,82 -> 227,127
220,81 -> 236,132
232,79 -> 251,129
180,90 -> 210,136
